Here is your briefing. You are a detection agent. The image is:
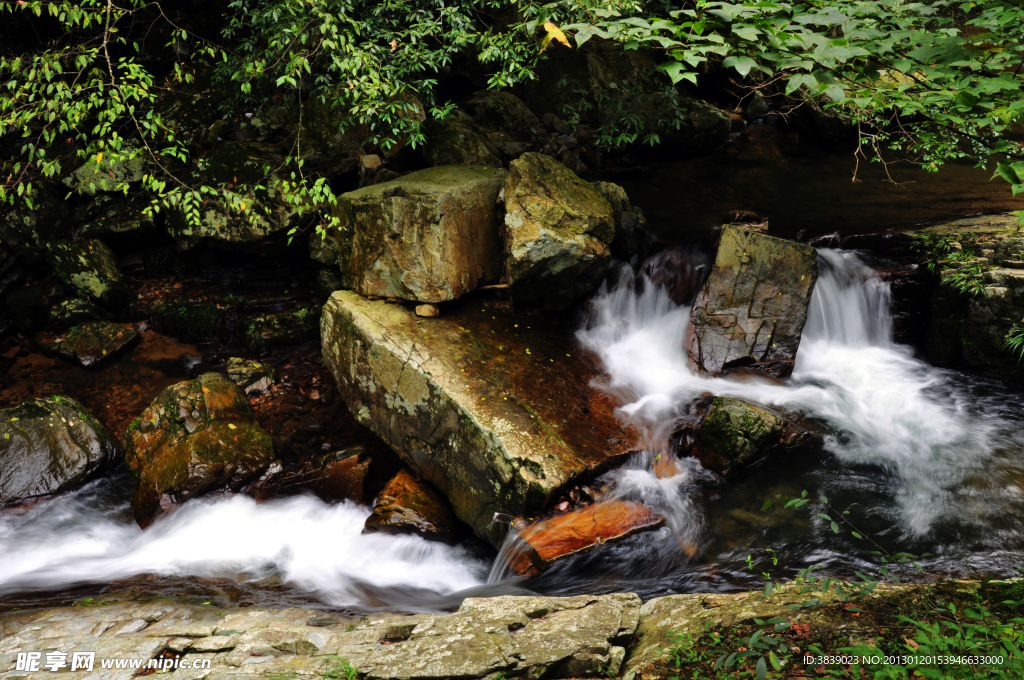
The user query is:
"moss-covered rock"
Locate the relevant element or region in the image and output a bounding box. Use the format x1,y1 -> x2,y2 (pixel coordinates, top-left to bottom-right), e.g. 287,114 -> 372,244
0,395 -> 121,507
687,226 -> 818,379
593,181 -> 649,260
44,239 -> 128,309
38,321 -> 141,368
693,397 -> 784,476
164,142 -> 304,251
225,357 -> 277,394
422,110 -> 505,168
123,372 -> 275,526
150,299 -> 220,343
331,165 -> 507,303
65,146 -> 147,196
320,291 -> 635,546
242,305 -> 321,353
72,199 -> 160,250
48,298 -> 114,332
0,183 -> 72,265
503,152 -> 615,310
363,468 -> 466,544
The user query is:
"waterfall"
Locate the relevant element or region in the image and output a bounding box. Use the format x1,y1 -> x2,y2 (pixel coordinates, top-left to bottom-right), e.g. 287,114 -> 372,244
577,249 -> 1019,539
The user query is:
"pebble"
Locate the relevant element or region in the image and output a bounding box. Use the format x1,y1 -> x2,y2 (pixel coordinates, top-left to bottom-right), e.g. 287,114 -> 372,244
416,304 -> 440,318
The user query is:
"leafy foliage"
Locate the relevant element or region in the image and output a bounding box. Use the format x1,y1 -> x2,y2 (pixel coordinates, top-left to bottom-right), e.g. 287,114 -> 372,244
559,0 -> 1024,192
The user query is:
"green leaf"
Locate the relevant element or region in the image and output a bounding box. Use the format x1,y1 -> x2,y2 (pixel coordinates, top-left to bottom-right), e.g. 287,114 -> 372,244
722,55 -> 758,77
756,655 -> 767,680
786,73 -> 817,95
831,521 -> 840,533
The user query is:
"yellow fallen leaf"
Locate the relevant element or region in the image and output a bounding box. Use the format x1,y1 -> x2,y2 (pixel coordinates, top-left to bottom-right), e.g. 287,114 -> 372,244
540,22 -> 570,53
201,386 -> 210,393
228,423 -> 237,430
96,152 -> 103,163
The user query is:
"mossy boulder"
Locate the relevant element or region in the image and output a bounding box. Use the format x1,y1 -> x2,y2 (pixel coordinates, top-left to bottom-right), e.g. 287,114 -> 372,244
164,142 -> 304,251
687,226 -> 818,379
44,239 -> 128,309
330,165 -> 507,303
593,181 -> 649,260
124,372 -> 275,526
0,395 -> 121,507
39,321 -> 141,368
72,198 -> 160,250
422,110 -> 504,168
320,291 -> 635,546
242,305 -> 321,353
0,183 -> 72,265
48,298 -> 114,333
503,152 -> 616,310
363,468 -> 466,544
65,147 -> 147,196
693,397 -> 784,476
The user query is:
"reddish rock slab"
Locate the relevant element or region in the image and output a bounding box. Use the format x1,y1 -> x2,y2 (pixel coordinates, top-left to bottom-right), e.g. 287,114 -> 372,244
508,500 -> 665,576
363,468 -> 466,543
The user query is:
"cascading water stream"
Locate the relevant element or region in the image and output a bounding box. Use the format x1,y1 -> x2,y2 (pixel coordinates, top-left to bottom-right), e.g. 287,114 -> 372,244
3,249 -> 1023,604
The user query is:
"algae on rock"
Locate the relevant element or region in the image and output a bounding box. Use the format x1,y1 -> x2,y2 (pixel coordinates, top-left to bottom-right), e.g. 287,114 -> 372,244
0,395 -> 121,507
330,165 -> 507,303
123,373 -> 275,526
503,152 -> 616,310
44,239 -> 128,309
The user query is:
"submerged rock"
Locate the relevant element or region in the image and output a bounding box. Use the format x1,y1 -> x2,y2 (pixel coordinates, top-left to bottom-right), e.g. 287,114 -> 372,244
44,239 -> 128,308
363,468 -> 465,543
503,153 -> 615,310
242,306 -> 321,353
124,372 -> 275,526
330,166 -> 507,303
687,226 -> 818,379
321,291 -> 634,545
507,501 -> 666,576
38,321 -> 141,367
48,298 -> 114,332
693,397 -> 784,476
0,395 -> 120,507
226,357 -> 278,394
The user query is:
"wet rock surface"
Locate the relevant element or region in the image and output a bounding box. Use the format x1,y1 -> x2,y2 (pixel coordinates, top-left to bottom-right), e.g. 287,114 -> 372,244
687,226 -> 818,379
321,291 -> 635,545
328,166 -> 507,303
124,373 -> 275,526
691,397 -> 784,476
363,468 -> 465,543
47,298 -> 114,332
507,501 -> 666,576
225,357 -> 277,394
43,239 -> 128,308
241,306 -> 320,353
503,152 -> 616,310
0,395 -> 120,507
37,321 -> 140,368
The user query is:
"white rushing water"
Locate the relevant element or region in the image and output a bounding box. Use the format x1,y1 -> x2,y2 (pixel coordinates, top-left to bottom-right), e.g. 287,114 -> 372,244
578,249 -> 1022,543
0,483 -> 486,606
3,248 -> 1022,601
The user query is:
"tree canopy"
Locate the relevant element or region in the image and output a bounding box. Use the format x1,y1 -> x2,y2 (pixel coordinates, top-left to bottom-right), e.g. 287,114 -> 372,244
1,0 -> 1022,236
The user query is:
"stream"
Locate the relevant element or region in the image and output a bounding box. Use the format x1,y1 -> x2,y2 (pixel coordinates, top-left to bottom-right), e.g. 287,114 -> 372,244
2,246 -> 1023,612
2,130 -> 1024,613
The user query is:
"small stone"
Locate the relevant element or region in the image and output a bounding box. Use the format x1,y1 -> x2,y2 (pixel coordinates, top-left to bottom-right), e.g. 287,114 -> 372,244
226,357 -> 278,394
562,135 -> 578,150
415,304 -> 440,318
360,154 -> 382,172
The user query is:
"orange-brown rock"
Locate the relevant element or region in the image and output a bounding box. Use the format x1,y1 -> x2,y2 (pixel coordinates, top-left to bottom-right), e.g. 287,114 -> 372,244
508,500 -> 665,575
363,468 -> 465,543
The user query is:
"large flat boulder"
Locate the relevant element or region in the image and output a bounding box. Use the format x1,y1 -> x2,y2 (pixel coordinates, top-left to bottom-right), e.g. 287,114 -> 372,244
321,291 -> 634,545
687,226 -> 818,379
123,372 -> 275,526
329,166 -> 507,303
503,152 -> 615,310
0,395 -> 121,507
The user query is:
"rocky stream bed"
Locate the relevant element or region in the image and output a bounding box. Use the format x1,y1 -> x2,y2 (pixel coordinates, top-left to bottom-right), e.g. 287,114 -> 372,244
2,50 -> 1024,678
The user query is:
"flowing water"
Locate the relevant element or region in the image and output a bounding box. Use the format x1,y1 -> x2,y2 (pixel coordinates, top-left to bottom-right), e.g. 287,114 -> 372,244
3,249 -> 1024,609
